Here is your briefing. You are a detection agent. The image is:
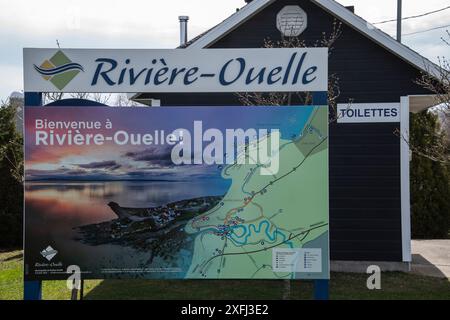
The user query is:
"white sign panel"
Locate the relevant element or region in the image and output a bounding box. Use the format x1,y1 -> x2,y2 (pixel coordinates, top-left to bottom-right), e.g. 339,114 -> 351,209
272,248 -> 322,273
23,48 -> 328,93
337,103 -> 400,123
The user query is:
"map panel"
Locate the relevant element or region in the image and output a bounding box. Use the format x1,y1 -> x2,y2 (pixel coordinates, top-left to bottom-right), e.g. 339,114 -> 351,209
24,106 -> 329,280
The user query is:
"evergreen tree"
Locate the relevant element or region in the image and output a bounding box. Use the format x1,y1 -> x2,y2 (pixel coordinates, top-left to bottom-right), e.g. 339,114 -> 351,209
410,111 -> 450,239
0,101 -> 23,247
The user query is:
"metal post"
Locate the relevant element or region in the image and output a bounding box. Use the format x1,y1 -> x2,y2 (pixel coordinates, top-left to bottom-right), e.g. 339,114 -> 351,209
24,92 -> 42,107
80,280 -> 84,300
397,0 -> 402,43
314,280 -> 329,300
24,280 -> 42,300
23,92 -> 43,301
179,16 -> 189,47
312,92 -> 328,105
311,91 -> 329,300
70,278 -> 84,300
71,287 -> 79,300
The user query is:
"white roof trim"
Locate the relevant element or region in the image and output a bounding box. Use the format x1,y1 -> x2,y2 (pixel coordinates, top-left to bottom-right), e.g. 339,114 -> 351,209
187,0 -> 442,80
187,0 -> 274,49
408,94 -> 440,113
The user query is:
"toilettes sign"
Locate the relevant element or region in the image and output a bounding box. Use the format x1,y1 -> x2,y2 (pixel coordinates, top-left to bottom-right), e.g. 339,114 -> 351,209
337,103 -> 401,123
23,48 -> 328,93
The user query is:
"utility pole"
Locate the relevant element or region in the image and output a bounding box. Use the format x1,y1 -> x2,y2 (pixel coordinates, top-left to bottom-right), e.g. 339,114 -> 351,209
397,0 -> 402,43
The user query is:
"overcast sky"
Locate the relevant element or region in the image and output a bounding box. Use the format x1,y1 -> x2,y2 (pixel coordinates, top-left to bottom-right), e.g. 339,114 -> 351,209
0,0 -> 449,100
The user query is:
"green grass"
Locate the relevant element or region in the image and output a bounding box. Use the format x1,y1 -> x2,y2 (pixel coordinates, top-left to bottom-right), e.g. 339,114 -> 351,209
1,250 -> 449,300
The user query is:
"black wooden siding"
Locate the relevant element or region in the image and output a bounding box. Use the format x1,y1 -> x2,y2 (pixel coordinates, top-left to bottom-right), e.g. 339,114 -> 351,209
141,0 -> 433,261
329,122 -> 401,261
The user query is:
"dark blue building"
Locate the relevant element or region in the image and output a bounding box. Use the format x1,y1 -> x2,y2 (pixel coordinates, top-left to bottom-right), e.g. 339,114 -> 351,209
132,0 -> 441,270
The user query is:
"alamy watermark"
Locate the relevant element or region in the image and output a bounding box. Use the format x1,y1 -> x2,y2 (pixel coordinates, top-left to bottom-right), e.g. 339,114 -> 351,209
66,265 -> 82,290
33,119 -> 281,175
366,265 -> 381,290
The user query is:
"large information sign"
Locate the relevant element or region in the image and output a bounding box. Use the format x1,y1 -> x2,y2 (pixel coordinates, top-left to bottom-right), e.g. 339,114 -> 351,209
24,106 -> 329,280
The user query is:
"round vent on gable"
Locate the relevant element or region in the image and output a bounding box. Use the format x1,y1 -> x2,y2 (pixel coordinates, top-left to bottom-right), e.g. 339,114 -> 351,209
276,5 -> 308,37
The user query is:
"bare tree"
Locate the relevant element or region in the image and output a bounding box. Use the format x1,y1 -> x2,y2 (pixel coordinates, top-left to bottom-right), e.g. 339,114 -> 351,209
70,92 -> 113,105
43,92 -> 113,106
418,30 -> 450,121
0,98 -> 24,183
70,92 -> 90,100
405,30 -> 450,164
237,20 -> 344,300
43,92 -> 64,104
114,93 -> 142,107
92,93 -> 112,105
237,20 -> 349,124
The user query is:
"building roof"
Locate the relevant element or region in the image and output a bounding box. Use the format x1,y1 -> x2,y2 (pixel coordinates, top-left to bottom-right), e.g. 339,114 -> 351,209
184,0 -> 442,80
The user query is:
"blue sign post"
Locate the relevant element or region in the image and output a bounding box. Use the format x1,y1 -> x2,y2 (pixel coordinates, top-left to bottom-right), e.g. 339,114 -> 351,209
23,92 -> 43,301
312,91 -> 330,301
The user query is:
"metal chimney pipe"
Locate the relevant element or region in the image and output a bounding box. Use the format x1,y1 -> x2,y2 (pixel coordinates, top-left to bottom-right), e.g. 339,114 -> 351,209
179,16 -> 189,46
397,0 -> 402,43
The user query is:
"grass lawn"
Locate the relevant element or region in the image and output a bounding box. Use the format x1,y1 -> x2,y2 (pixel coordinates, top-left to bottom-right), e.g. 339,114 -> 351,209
1,250 -> 449,300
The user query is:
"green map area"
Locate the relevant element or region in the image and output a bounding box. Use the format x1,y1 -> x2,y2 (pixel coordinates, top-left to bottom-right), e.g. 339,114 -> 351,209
185,106 -> 329,279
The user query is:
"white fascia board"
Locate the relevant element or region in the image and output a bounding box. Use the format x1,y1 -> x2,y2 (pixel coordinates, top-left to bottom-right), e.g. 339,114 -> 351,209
127,93 -> 140,100
408,94 -> 440,113
187,0 -> 275,49
312,0 -> 442,80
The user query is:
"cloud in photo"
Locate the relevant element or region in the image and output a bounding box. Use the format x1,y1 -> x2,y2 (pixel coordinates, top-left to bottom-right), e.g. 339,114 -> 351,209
77,160 -> 121,170
123,146 -> 175,168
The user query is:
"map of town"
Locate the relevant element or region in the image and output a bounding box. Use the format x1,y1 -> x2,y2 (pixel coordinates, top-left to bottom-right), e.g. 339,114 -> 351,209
185,106 -> 329,279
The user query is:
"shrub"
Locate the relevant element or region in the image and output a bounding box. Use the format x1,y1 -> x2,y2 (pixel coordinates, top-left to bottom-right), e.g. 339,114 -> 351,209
0,101 -> 23,248
410,111 -> 450,239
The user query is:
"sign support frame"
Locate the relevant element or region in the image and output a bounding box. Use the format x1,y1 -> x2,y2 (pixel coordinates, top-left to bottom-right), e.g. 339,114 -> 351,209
23,90 -> 330,301
23,92 -> 43,301
23,46 -> 329,300
22,90 -> 330,301
311,91 -> 330,300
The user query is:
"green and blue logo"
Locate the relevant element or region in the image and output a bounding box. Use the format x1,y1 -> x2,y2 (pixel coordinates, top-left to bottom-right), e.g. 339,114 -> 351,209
34,50 -> 84,90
